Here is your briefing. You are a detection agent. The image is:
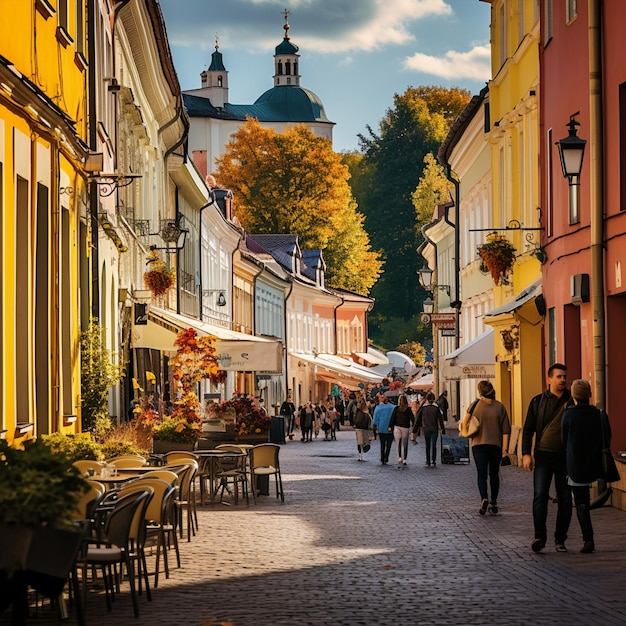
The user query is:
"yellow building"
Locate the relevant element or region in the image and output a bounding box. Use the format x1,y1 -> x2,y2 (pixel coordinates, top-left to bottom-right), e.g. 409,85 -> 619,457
481,0 -> 544,432
0,1 -> 91,441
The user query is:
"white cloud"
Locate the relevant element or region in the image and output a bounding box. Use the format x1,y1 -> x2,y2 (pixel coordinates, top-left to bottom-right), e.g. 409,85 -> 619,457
403,44 -> 491,80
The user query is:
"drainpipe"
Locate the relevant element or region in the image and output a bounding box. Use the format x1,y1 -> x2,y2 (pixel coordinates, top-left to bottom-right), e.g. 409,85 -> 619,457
588,0 -> 605,410
445,165 -> 462,421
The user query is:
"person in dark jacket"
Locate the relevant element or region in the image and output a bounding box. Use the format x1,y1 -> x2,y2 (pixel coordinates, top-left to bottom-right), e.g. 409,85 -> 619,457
561,379 -> 605,554
522,363 -> 572,553
280,395 -> 296,440
437,390 -> 449,422
353,399 -> 372,461
416,392 -> 446,467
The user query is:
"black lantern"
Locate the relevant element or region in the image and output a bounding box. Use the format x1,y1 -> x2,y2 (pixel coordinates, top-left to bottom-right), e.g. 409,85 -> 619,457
556,112 -> 586,182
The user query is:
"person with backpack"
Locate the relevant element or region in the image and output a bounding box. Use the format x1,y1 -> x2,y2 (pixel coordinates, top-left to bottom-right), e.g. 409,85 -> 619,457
389,394 -> 415,468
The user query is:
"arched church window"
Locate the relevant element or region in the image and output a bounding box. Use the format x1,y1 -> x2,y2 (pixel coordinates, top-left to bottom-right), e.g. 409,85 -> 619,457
217,75 -> 223,87
294,62 -> 298,75
285,60 -> 291,74
278,61 -> 283,75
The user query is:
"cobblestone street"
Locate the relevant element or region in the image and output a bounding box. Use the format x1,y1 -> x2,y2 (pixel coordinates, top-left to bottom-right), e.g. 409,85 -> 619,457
6,428 -> 626,626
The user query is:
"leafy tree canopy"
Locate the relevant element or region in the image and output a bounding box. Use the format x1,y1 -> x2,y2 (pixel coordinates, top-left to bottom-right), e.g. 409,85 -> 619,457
412,153 -> 453,224
215,118 -> 382,294
353,85 -> 471,343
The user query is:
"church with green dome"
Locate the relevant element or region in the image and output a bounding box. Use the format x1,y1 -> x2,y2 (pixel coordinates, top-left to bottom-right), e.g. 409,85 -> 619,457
183,15 -> 334,176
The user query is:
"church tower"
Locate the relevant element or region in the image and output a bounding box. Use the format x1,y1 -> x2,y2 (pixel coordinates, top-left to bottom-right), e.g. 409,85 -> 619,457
273,10 -> 300,87
199,36 -> 229,107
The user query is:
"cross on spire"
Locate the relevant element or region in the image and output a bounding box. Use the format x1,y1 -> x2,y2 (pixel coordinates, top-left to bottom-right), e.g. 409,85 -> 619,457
282,8 -> 290,38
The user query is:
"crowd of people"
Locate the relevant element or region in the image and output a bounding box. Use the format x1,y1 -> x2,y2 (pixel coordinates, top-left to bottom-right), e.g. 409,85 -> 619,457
278,362 -> 613,556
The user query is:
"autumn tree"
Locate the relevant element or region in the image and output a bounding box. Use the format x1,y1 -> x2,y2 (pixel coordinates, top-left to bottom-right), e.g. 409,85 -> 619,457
355,85 -> 471,346
412,153 -> 452,223
215,118 -> 382,294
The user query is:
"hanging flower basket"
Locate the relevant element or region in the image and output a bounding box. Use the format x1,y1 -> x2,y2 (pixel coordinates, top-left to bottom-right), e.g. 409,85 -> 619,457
144,251 -> 175,297
477,233 -> 517,286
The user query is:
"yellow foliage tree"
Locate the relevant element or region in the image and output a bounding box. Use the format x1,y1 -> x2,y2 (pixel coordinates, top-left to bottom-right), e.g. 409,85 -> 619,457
215,118 -> 382,293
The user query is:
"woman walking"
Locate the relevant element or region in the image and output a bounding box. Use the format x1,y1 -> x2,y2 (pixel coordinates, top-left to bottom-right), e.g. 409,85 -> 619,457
353,399 -> 372,461
389,394 -> 415,468
460,380 -> 511,516
561,379 -> 606,553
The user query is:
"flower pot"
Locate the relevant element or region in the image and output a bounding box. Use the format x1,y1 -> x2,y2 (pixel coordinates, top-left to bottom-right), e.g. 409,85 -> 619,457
235,433 -> 269,445
152,439 -> 197,454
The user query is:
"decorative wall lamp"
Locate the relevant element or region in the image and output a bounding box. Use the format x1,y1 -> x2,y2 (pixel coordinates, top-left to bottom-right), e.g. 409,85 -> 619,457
202,289 -> 227,307
422,297 -> 434,315
556,112 -> 587,184
417,267 -> 451,296
147,218 -> 188,253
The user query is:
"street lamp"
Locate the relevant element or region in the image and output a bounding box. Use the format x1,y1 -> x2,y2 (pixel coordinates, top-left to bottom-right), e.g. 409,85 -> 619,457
417,267 -> 434,290
556,112 -> 587,184
423,297 -> 434,314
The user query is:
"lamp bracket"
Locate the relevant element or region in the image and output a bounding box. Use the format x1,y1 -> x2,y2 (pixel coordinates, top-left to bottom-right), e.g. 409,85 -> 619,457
90,172 -> 141,197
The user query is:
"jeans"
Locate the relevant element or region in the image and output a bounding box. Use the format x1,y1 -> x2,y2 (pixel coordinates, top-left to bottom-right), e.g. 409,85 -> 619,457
394,426 -> 410,462
472,444 -> 501,502
379,433 -> 394,464
424,430 -> 439,465
533,451 -> 572,544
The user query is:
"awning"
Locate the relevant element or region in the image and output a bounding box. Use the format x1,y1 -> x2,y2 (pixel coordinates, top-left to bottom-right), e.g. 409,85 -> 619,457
408,373 -> 434,390
441,329 -> 495,381
351,349 -> 389,367
484,278 -> 542,318
132,307 -> 283,372
290,352 -> 383,386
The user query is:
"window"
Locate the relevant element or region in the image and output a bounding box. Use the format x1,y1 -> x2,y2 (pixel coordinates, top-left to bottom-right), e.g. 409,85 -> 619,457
566,0 -> 577,23
548,307 -> 556,367
544,0 -> 553,44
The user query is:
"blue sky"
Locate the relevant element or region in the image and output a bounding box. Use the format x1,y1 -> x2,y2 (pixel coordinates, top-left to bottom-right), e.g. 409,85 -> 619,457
159,0 -> 491,152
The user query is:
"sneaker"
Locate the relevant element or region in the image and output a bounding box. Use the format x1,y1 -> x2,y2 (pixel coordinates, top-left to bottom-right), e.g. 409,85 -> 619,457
402,462 -> 407,468
531,538 -> 546,552
425,463 -> 431,467
479,498 -> 489,516
488,502 -> 498,515
580,540 -> 595,553
555,543 -> 567,553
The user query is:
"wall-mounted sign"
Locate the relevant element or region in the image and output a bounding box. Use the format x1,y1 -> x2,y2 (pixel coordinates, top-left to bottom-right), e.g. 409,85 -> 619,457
134,303 -> 148,325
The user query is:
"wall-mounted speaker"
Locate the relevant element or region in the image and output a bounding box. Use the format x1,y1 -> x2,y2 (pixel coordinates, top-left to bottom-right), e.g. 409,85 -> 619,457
535,294 -> 546,316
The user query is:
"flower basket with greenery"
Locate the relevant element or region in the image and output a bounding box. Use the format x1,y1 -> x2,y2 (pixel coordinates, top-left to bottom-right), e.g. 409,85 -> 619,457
213,396 -> 272,439
477,233 -> 517,285
41,432 -> 104,462
144,250 -> 176,297
152,413 -> 202,444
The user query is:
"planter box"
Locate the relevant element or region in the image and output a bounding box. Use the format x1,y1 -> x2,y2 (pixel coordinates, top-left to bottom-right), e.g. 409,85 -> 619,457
152,440 -> 197,454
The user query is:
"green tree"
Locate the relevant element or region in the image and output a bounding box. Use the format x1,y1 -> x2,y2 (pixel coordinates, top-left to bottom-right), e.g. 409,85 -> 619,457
395,341 -> 427,367
80,321 -> 123,433
215,118 -> 382,293
412,153 -> 452,223
355,86 -> 470,342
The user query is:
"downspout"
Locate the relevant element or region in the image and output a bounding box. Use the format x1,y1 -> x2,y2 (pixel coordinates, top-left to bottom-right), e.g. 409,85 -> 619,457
87,0 -> 99,319
445,165 -> 462,422
589,0 -> 605,410
283,280 -> 294,397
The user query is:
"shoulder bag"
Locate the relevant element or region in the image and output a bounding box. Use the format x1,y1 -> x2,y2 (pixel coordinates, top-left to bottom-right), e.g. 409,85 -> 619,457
459,399 -> 480,439
600,410 -> 620,483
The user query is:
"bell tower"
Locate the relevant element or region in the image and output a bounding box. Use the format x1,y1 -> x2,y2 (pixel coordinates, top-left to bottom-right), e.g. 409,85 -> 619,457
273,9 -> 300,87
200,34 -> 229,107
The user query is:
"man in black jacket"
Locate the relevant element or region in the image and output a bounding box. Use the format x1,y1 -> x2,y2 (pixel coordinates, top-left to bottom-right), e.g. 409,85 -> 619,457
280,396 -> 296,440
522,363 -> 572,553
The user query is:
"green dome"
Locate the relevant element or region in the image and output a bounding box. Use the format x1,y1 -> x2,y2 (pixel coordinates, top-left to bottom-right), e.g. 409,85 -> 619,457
276,38 -> 299,55
253,86 -> 329,122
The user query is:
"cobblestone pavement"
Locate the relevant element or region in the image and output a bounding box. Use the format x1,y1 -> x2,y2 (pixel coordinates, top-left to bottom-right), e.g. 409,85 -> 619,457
5,426 -> 626,626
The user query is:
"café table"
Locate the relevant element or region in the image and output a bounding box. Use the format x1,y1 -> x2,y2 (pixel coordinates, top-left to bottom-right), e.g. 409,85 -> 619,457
194,450 -> 247,506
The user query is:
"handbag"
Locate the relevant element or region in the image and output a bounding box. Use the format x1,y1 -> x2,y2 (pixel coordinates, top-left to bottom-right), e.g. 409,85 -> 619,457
600,410 -> 620,483
459,400 -> 480,438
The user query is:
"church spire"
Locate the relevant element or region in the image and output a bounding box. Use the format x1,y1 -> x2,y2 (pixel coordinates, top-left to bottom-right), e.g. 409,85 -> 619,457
200,32 -> 229,107
274,9 -> 300,87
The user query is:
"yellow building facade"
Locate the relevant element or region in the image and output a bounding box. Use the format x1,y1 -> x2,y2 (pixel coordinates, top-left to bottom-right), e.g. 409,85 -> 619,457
482,0 -> 544,431
0,1 -> 91,441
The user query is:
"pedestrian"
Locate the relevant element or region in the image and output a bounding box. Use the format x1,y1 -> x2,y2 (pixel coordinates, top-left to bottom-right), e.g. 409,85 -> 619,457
460,381 -> 510,515
389,394 -> 415,468
372,394 -> 395,465
416,392 -> 447,468
411,396 -> 427,444
437,390 -> 449,422
521,363 -> 572,553
561,379 -> 606,554
353,399 -> 373,461
280,395 -> 296,440
326,404 -> 338,440
313,403 -> 322,438
300,402 -> 314,442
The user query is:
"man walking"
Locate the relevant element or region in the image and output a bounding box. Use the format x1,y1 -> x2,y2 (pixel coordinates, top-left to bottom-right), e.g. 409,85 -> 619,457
372,394 -> 395,465
280,395 -> 296,440
522,363 -> 572,553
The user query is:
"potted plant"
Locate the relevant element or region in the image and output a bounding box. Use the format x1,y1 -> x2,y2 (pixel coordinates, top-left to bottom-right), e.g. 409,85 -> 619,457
212,395 -> 271,443
477,233 -> 517,285
0,439 -> 89,591
152,411 -> 202,453
144,249 -> 176,297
